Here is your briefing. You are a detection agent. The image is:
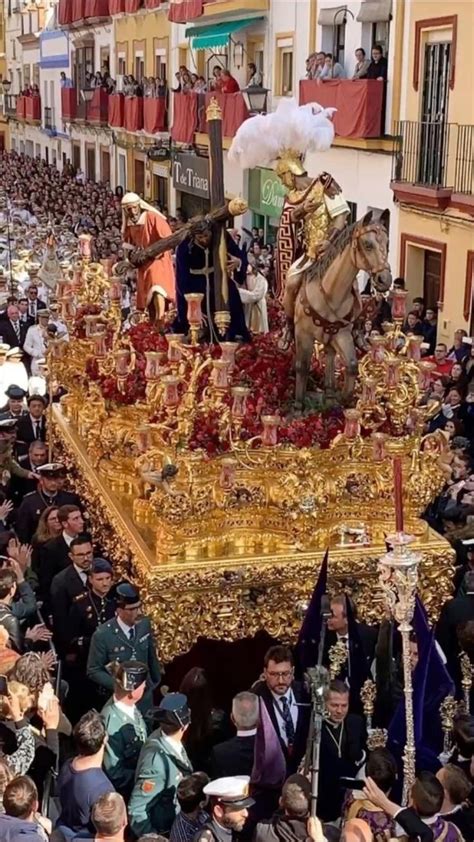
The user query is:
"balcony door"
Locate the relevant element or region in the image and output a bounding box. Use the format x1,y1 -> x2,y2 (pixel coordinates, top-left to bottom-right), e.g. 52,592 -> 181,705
423,250 -> 441,309
419,42 -> 450,186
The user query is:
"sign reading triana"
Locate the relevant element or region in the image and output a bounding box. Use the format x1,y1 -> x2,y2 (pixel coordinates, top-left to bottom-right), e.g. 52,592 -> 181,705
172,153 -> 209,199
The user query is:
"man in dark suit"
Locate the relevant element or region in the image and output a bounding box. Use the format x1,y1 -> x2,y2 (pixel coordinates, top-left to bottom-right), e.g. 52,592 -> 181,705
210,691 -> 258,778
325,594 -> 378,677
10,440 -> 48,504
318,679 -> 366,822
0,304 -> 29,350
15,462 -> 82,543
39,503 -> 85,602
25,285 -> 47,323
0,385 -> 27,420
15,394 -> 47,458
50,533 -> 93,655
437,570 -> 474,679
17,298 -> 35,329
253,645 -> 310,774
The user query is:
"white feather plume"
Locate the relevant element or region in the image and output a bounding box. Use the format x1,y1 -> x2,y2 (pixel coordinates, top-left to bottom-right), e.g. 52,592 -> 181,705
228,97 -> 336,171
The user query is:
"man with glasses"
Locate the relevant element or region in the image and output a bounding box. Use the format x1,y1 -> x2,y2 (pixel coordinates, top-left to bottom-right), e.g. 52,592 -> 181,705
253,645 -> 310,772
25,285 -> 47,322
87,582 -> 161,718
50,533 -> 93,654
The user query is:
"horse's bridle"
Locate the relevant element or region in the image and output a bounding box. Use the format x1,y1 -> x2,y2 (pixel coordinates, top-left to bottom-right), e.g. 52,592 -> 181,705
351,223 -> 390,275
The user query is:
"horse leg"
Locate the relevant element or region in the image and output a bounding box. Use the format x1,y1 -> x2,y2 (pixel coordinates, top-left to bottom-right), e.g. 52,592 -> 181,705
324,343 -> 336,394
332,329 -> 358,399
295,326 -> 315,410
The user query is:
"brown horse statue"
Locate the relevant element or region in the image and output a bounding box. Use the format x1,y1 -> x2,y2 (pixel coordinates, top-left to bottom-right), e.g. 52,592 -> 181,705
294,209 -> 392,407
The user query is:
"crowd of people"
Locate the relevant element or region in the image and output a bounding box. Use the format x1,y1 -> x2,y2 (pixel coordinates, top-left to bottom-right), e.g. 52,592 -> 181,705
305,45 -> 388,82
174,62 -> 262,95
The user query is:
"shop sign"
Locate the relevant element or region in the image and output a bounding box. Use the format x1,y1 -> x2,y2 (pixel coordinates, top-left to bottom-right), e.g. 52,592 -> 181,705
172,153 -> 209,199
148,145 -> 170,162
249,168 -> 287,218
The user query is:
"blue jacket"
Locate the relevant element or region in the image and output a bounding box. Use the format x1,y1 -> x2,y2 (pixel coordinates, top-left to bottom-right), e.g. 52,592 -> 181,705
0,814 -> 46,842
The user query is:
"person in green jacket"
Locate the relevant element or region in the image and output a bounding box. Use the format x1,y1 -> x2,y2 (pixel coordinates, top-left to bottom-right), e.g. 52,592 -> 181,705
128,692 -> 193,837
101,660 -> 148,798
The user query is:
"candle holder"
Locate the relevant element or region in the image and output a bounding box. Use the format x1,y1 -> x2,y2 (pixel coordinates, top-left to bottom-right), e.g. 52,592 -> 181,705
166,334 -> 184,364
212,359 -> 230,392
261,415 -> 280,447
114,348 -> 135,393
214,310 -> 231,339
109,276 -> 123,303
91,331 -> 107,360
391,290 -> 408,323
162,375 -> 180,408
144,351 -> 165,382
231,385 -> 250,420
407,335 -> 423,362
137,424 -> 152,453
184,293 -> 204,345
371,431 -> 387,461
361,377 -> 377,404
379,532 -> 421,804
83,314 -> 100,337
78,233 -> 92,262
60,294 -> 76,323
343,408 -> 361,439
220,342 -> 239,370
418,361 -> 436,391
386,358 -> 402,388
219,457 -> 236,490
369,335 -> 387,364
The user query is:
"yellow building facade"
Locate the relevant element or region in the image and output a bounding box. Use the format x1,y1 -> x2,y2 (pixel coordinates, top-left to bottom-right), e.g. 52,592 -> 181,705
114,8 -> 171,203
391,0 -> 474,343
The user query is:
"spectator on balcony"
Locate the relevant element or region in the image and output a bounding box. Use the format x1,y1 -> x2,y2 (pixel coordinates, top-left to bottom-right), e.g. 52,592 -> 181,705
210,66 -> 224,91
306,52 -> 326,80
181,71 -> 194,93
221,69 -> 240,94
103,73 -> 115,94
60,72 -> 73,90
91,72 -> 104,90
422,307 -> 439,355
320,53 -> 345,81
247,62 -> 263,87
143,77 -> 155,98
193,76 -> 207,93
352,48 -> 370,80
366,45 -> 388,81
156,78 -> 167,97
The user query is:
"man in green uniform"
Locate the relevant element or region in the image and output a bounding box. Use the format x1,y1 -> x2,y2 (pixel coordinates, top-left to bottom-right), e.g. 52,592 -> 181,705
101,660 -> 148,798
0,418 -> 36,490
86,582 -> 161,716
129,693 -> 193,837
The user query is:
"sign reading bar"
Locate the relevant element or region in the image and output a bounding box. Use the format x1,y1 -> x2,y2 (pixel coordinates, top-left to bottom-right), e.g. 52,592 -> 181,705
172,153 -> 209,199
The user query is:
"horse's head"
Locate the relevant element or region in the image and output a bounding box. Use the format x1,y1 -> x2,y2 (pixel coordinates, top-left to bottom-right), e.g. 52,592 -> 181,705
352,210 -> 392,292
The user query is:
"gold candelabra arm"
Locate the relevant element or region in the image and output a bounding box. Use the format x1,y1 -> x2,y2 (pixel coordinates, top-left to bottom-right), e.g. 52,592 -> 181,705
361,678 -> 377,729
328,640 -> 348,679
440,694 -> 457,755
460,652 -> 473,712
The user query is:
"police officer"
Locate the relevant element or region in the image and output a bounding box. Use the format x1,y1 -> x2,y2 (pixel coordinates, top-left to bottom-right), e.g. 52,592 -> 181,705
0,385 -> 27,420
15,462 -> 82,543
102,660 -> 148,798
195,777 -> 255,842
128,693 -> 193,837
0,418 -> 35,491
87,582 -> 161,717
68,558 -> 116,663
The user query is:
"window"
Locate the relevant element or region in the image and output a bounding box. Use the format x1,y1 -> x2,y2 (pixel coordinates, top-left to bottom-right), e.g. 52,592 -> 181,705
372,21 -> 389,57
275,35 -> 294,96
33,64 -> 39,88
135,54 -> 144,82
153,174 -> 168,209
155,49 -> 167,82
117,54 -> 126,75
23,64 -> 31,88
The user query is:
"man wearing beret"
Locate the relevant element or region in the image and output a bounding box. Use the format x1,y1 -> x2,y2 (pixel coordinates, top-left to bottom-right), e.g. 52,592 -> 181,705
195,776 -> 255,842
101,660 -> 148,798
128,693 -> 193,837
68,558 -> 116,662
87,582 -> 161,717
0,384 -> 27,420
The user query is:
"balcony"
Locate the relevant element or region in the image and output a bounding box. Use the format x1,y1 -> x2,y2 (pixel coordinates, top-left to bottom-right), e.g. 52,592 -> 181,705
11,94 -> 41,122
58,0 -> 111,26
391,121 -> 474,216
299,79 -> 384,140
44,106 -> 56,135
61,88 -> 109,125
4,94 -> 18,118
108,92 -> 168,133
171,91 -> 249,144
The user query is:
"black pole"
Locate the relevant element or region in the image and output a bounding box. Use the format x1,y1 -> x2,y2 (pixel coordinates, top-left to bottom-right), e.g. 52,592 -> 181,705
206,97 -> 229,324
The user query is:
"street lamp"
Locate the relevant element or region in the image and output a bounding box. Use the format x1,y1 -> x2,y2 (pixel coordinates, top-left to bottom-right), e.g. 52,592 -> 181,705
241,86 -> 269,115
1,79 -> 11,94
81,87 -> 94,103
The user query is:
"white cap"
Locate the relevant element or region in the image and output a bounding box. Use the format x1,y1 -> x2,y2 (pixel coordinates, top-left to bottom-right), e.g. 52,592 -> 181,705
203,776 -> 254,808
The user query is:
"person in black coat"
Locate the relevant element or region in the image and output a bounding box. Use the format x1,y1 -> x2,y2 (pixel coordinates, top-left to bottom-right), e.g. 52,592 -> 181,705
50,534 -> 93,655
436,570 -> 474,679
366,45 -> 388,80
38,503 -> 85,601
253,645 -> 311,774
209,691 -> 258,778
10,440 -> 48,505
318,680 -> 366,822
0,304 -> 29,350
14,395 -> 47,459
325,594 -> 378,676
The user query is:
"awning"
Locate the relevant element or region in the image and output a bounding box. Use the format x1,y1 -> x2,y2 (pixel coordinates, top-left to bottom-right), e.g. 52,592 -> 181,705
356,0 -> 392,22
318,5 -> 346,26
186,16 -> 263,50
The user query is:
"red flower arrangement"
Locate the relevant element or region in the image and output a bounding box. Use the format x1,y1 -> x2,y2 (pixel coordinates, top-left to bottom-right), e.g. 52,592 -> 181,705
80,309 -> 344,454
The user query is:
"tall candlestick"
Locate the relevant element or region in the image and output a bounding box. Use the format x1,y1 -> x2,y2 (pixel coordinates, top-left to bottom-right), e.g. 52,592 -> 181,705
393,456 -> 404,534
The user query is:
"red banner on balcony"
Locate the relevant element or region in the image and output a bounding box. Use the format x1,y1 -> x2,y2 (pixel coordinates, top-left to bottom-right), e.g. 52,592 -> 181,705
87,88 -> 109,123
168,0 -> 203,22
84,0 -> 109,16
16,96 -> 26,120
108,93 -> 124,127
58,0 -> 73,24
109,0 -> 125,10
299,79 -> 384,139
204,91 -> 249,138
25,96 -> 41,121
124,0 -> 140,10
72,0 -> 85,20
61,88 -> 77,121
145,0 -> 162,7
171,92 -> 198,144
144,97 -> 167,133
124,96 -> 144,132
